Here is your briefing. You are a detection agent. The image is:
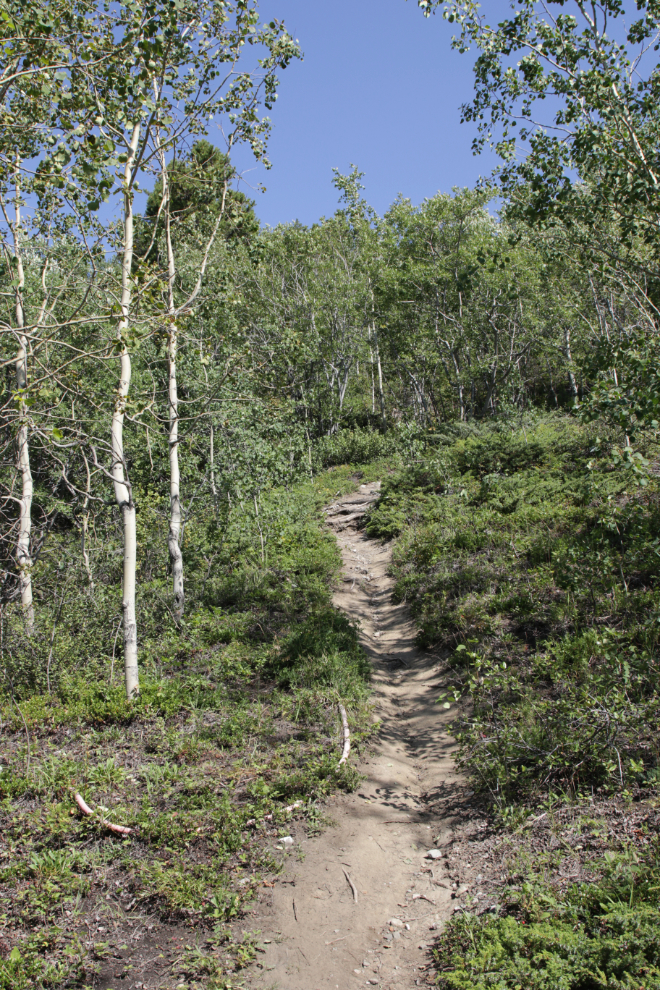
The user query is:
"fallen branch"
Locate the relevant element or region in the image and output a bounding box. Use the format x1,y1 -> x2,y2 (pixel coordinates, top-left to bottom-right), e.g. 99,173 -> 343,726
343,868 -> 358,903
73,792 -> 133,836
338,704 -> 350,766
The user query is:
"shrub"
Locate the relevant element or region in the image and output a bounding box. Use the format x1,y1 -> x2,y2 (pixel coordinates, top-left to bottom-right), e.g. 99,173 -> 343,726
434,848 -> 660,990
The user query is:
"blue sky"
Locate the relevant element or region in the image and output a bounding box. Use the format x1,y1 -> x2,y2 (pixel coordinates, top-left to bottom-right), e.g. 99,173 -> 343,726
227,0 -> 502,227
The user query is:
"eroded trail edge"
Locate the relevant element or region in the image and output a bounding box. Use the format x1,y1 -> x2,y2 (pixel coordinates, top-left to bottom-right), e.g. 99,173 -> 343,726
248,483 -> 469,990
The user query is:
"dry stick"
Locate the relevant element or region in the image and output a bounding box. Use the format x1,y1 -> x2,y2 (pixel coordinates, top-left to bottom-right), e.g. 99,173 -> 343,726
73,792 -> 133,836
343,868 -> 358,904
338,703 -> 350,766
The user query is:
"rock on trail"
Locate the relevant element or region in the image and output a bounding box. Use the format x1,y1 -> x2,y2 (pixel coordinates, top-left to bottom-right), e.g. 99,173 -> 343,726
245,483 -> 469,990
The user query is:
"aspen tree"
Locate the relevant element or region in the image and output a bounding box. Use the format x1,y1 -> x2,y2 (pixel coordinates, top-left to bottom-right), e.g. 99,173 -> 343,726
112,123 -> 141,698
0,0 -> 86,630
154,141 -> 230,623
10,166 -> 34,632
66,0 -> 299,693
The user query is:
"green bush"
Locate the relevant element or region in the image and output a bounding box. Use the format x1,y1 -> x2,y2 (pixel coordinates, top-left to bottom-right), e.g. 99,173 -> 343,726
313,427 -> 399,467
434,848 -> 660,989
366,414 -> 660,799
274,606 -> 371,698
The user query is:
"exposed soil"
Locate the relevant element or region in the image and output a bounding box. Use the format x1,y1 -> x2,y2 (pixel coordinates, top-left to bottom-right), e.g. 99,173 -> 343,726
244,483 -> 474,990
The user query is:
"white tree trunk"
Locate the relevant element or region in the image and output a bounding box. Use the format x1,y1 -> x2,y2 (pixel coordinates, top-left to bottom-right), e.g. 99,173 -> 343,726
156,133 -> 229,618
113,123 -> 141,699
12,174 -> 34,632
564,326 -> 579,403
375,332 -> 386,427
210,422 -> 217,500
168,323 -> 184,621
16,338 -> 33,632
159,146 -> 184,622
80,455 -> 95,590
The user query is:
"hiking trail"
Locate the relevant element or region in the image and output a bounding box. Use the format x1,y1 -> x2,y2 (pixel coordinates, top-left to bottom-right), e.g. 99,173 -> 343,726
246,482 -> 470,990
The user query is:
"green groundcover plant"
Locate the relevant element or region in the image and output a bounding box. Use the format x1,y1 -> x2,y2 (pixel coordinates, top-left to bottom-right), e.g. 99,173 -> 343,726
433,845 -> 660,990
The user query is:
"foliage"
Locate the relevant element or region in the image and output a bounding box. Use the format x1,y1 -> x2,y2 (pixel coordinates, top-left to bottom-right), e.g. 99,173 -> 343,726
366,414 -> 660,801
0,467 -> 373,988
433,844 -> 660,990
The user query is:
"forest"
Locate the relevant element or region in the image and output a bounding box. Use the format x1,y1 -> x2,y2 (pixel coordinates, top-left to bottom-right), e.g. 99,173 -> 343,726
2,1 -> 660,988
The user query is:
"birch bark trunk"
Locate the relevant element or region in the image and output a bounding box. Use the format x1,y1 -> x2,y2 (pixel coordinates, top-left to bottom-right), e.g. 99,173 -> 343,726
156,133 -> 230,619
374,329 -> 386,428
167,320 -> 184,621
113,123 -> 141,699
11,169 -> 34,632
564,326 -> 579,403
80,455 -> 95,590
160,153 -> 184,621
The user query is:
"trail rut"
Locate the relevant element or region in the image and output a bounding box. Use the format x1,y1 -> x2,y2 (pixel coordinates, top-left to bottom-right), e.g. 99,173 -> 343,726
247,483 -> 470,990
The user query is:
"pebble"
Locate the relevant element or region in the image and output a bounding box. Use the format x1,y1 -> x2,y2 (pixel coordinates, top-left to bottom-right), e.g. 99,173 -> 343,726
389,918 -> 404,927
281,836 -> 294,847
426,849 -> 442,860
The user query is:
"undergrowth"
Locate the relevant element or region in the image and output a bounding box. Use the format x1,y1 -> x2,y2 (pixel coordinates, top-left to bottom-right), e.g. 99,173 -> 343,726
365,412 -> 660,989
434,841 -> 660,989
0,464 -> 381,990
367,414 -> 660,801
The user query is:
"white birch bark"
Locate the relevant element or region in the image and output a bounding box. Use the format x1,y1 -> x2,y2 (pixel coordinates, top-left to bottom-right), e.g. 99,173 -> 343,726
156,133 -> 229,619
564,326 -> 579,403
11,170 -> 34,632
15,320 -> 33,631
167,319 -> 184,621
80,455 -> 94,590
158,146 -> 184,621
209,422 -> 217,500
375,331 -> 386,427
113,123 -> 141,699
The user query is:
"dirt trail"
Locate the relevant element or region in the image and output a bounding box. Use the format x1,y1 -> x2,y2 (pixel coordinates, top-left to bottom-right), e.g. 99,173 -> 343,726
247,483 -> 468,990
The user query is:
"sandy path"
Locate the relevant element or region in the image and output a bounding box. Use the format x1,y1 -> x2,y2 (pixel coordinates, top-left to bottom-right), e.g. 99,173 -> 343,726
247,484 -> 467,990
